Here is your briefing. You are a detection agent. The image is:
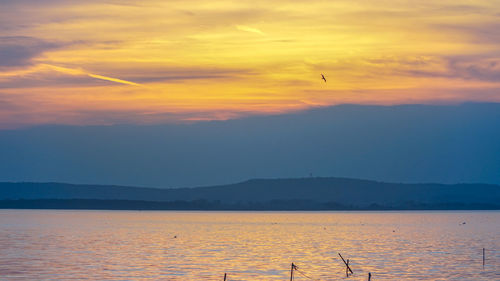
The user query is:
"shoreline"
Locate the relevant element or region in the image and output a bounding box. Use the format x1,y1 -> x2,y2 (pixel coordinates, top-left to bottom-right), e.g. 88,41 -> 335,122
1,199 -> 499,211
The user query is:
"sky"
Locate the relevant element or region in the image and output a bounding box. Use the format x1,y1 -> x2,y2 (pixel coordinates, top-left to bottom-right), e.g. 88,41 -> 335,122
1,0 -> 500,128
1,104 -> 499,187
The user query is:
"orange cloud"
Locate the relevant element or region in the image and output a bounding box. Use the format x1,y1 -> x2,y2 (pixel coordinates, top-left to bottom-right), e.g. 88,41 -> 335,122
1,0 -> 500,127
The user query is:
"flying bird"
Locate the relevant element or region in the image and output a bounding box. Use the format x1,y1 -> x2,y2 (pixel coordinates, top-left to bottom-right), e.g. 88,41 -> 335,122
321,74 -> 326,83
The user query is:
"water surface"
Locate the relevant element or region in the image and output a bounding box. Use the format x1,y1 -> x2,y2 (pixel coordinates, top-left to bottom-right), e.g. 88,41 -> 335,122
1,210 -> 499,280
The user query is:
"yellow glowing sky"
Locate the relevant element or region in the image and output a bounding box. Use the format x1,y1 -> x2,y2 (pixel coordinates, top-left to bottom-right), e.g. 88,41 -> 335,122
1,0 -> 500,127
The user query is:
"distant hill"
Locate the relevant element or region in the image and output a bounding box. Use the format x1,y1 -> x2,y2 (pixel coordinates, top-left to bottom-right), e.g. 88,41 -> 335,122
1,177 -> 499,210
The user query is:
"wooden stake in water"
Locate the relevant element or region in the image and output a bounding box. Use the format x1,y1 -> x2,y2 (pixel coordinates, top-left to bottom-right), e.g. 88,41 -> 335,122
368,272 -> 372,281
290,263 -> 295,281
338,253 -> 354,276
483,248 -> 485,267
346,259 -> 350,277
223,273 -> 227,281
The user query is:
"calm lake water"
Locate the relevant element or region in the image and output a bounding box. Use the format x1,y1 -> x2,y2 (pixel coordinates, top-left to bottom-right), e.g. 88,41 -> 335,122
0,210 -> 499,280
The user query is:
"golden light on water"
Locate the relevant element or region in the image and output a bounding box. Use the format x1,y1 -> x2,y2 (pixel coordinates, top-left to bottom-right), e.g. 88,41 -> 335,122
1,0 -> 500,127
1,210 -> 499,280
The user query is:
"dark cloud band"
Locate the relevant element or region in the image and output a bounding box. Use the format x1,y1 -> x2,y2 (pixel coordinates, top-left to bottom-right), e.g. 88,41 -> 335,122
0,36 -> 60,67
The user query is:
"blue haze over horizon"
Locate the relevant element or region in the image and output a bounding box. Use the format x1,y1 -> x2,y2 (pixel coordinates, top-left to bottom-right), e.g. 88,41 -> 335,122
1,102 -> 499,188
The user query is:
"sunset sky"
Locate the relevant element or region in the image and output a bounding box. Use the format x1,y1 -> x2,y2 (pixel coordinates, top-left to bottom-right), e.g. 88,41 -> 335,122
1,0 -> 500,128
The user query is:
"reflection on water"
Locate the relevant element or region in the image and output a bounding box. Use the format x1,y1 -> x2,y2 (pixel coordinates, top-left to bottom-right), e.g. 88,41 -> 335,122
0,210 -> 499,280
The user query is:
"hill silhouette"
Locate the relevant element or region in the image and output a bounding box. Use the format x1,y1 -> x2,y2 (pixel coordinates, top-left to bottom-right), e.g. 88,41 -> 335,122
1,177 -> 499,210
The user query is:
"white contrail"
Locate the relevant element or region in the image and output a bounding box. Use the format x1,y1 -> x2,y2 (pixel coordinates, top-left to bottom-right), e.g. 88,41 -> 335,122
42,64 -> 141,86
87,73 -> 140,86
236,25 -> 265,35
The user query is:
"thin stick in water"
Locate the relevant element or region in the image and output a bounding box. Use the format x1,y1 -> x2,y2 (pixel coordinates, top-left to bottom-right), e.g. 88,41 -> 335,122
483,248 -> 485,267
338,253 -> 354,274
346,259 -> 350,277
